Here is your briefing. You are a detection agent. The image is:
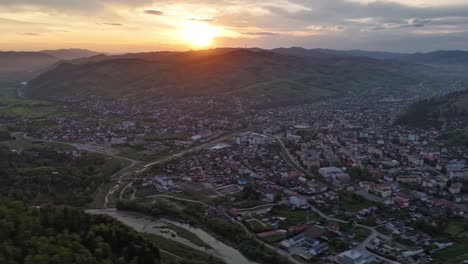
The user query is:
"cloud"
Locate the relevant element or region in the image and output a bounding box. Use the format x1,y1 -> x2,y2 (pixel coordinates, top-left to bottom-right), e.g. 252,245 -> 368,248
23,32 -> 40,36
242,31 -> 279,36
144,9 -> 164,16
102,22 -> 123,26
189,18 -> 215,22
364,17 -> 430,31
2,0 -> 468,52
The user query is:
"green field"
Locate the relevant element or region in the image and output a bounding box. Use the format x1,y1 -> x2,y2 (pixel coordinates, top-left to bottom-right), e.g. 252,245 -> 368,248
445,219 -> 468,238
435,244 -> 468,264
268,206 -> 321,226
0,85 -> 57,118
339,193 -> 374,212
352,227 -> 372,242
245,218 -> 270,233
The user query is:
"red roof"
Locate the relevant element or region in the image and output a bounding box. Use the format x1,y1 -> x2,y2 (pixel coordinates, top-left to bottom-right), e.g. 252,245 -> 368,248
256,230 -> 283,238
227,208 -> 241,217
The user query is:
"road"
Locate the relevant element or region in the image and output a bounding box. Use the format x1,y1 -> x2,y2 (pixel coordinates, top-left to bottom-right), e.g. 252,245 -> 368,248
17,129 -> 245,208
14,132 -> 142,208
267,136 -> 399,263
17,130 -> 398,263
274,135 -> 331,187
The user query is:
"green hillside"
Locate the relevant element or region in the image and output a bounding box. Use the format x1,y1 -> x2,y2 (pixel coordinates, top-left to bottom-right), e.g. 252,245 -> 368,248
25,49 -> 425,105
397,89 -> 468,128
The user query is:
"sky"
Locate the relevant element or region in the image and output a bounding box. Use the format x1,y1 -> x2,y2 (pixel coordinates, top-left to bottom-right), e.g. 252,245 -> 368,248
1,0 -> 468,53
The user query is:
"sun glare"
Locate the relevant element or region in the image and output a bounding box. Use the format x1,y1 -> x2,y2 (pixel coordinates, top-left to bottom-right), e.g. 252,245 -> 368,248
181,22 -> 218,48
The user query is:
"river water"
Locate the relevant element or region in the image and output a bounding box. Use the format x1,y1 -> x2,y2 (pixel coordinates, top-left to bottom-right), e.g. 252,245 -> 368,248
86,209 -> 256,264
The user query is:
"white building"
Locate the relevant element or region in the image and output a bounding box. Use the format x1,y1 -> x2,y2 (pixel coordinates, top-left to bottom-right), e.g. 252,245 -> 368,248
319,167 -> 344,180
236,132 -> 273,145
338,250 -> 376,264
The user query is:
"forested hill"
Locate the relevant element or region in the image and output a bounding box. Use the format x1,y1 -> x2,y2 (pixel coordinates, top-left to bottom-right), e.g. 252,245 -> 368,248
0,201 -> 160,264
25,48 -> 424,105
397,89 -> 468,128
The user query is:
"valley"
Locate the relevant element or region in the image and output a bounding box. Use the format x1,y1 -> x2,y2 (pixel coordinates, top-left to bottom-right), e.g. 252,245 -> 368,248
1,48 -> 468,264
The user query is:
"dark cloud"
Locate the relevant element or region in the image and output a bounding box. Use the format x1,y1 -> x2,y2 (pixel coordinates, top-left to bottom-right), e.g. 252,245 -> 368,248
144,9 -> 164,16
242,31 -> 279,36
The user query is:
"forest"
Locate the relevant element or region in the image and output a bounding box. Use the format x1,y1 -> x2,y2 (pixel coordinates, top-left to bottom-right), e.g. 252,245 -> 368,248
0,143 -> 124,206
397,89 -> 468,128
0,200 -> 160,264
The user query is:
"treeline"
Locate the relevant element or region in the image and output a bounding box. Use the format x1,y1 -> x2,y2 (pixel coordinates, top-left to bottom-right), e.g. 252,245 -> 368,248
397,90 -> 468,128
0,144 -> 123,206
0,200 -> 160,264
0,127 -> 12,141
117,200 -> 290,264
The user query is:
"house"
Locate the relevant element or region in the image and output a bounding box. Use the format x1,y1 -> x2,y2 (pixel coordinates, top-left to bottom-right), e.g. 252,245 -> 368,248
238,178 -> 248,185
307,182 -> 328,194
280,233 -> 314,250
449,182 -> 463,194
336,174 -> 352,185
396,175 -> 421,184
304,225 -> 327,239
236,132 -> 273,145
319,167 -> 344,180
372,184 -> 392,198
359,181 -> 374,192
394,194 -> 411,208
289,196 -> 310,209
448,169 -> 466,180
256,229 -> 286,239
309,242 -> 329,256
338,249 -> 376,264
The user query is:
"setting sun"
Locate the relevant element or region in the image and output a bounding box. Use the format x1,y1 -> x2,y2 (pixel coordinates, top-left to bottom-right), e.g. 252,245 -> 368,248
181,22 -> 219,48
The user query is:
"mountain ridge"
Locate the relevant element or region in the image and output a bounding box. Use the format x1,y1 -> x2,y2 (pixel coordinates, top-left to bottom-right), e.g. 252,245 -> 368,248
26,48 -> 428,105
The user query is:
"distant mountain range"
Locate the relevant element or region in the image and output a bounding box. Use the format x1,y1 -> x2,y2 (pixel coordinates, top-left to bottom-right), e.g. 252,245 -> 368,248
0,49 -> 100,82
0,46 -> 464,105
40,48 -> 101,60
25,48 -> 428,105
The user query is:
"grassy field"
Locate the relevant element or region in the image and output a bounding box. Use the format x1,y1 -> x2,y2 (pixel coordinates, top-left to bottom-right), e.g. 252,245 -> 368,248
339,193 -> 374,212
145,234 -> 225,264
114,144 -> 174,161
162,222 -> 212,249
445,219 -> 468,238
0,135 -> 75,151
352,227 -> 371,242
434,243 -> 468,264
269,206 -> 321,226
0,85 -> 57,118
245,218 -> 269,233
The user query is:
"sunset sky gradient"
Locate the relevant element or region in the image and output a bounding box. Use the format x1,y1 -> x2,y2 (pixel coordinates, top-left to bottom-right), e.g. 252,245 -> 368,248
1,0 -> 468,52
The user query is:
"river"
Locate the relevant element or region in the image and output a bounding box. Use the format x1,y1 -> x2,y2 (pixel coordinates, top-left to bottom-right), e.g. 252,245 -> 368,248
86,209 -> 257,264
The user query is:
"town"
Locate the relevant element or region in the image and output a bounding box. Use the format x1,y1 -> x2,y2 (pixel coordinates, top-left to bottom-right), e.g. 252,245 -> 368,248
5,83 -> 467,264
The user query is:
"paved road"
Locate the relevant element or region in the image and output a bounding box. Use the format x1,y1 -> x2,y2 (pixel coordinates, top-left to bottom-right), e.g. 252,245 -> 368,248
13,132 -> 142,208
16,130 -> 245,208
